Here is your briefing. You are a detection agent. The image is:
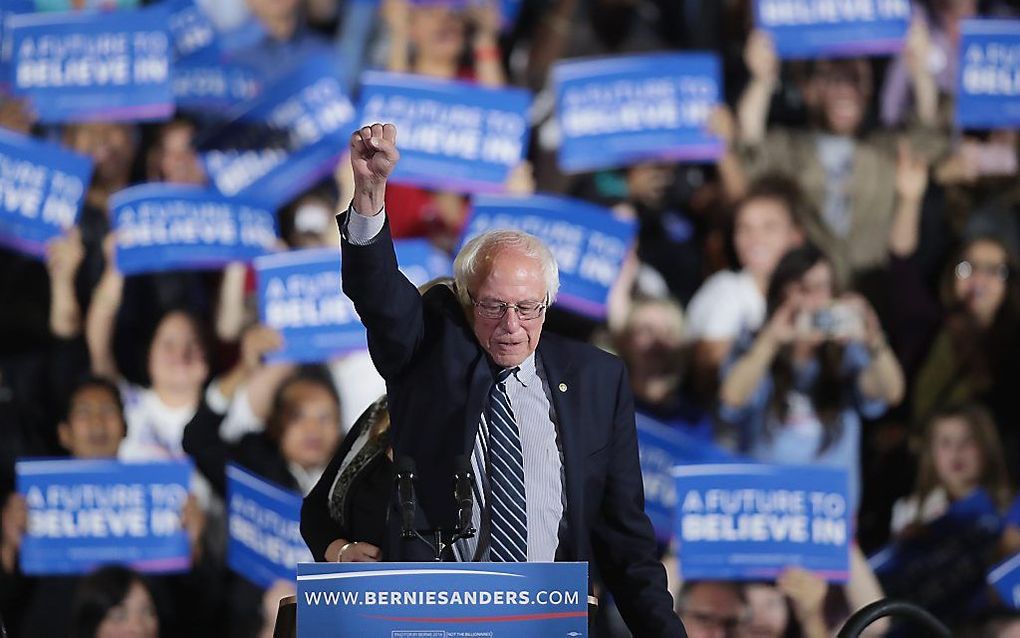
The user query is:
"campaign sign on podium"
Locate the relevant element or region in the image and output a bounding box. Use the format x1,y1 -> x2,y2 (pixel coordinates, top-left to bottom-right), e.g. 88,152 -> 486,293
297,561 -> 588,637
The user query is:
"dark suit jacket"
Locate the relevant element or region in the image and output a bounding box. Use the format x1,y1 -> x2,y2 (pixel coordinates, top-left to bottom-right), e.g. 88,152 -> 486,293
338,214 -> 685,637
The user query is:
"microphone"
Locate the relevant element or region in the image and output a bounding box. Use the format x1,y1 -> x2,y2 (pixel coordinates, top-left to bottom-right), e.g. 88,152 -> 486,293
453,455 -> 474,534
395,456 -> 418,539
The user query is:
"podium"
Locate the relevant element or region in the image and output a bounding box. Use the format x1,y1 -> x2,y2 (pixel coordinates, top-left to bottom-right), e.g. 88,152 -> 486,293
294,562 -> 590,637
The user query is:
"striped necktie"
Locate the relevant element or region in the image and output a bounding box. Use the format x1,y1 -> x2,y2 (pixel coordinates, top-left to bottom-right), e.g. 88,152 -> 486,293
486,367 -> 528,562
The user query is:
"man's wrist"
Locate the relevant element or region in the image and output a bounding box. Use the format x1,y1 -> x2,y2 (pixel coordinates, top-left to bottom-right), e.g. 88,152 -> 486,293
352,186 -> 386,217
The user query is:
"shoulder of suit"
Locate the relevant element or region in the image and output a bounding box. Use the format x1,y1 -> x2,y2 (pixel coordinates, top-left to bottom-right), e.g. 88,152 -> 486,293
540,332 -> 623,370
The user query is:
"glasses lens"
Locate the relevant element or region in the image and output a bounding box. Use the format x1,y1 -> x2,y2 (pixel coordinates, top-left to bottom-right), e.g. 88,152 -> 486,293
478,302 -> 505,319
955,261 -> 973,280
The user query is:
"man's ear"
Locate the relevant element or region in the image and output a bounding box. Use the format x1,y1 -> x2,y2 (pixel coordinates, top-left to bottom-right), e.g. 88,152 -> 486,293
57,422 -> 73,453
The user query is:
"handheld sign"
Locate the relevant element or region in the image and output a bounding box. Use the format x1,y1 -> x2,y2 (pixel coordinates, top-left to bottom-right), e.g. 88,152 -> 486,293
357,71 -> 532,192
956,19 -> 1020,129
636,415 -> 738,543
754,0 -> 911,59
7,7 -> 174,123
173,51 -> 262,112
16,458 -> 192,575
201,55 -> 356,210
227,464 -> 312,589
0,128 -> 93,258
111,184 -> 278,275
256,240 -> 452,363
554,53 -> 723,172
674,463 -> 850,582
990,554 -> 1020,610
461,194 -> 635,319
164,0 -> 217,59
297,562 -> 589,636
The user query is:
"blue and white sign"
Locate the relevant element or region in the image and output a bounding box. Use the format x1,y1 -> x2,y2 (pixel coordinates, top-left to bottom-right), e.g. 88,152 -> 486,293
16,458 -> 191,575
111,184 -> 278,275
461,194 -> 635,319
7,7 -> 174,122
990,553 -> 1020,609
297,562 -> 588,636
755,0 -> 911,59
164,0 -> 217,59
202,55 -> 355,210
674,463 -> 850,582
357,71 -> 532,192
554,53 -> 723,172
956,19 -> 1020,129
636,415 -> 738,543
0,128 -> 93,258
227,463 -> 311,589
256,240 -> 452,363
173,51 -> 262,112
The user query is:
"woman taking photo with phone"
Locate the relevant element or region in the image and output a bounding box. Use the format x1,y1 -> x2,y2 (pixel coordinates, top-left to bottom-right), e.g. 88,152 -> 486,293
718,244 -> 905,511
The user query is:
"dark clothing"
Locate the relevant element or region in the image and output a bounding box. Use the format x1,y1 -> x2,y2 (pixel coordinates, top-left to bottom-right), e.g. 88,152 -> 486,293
301,400 -> 392,562
336,214 -> 686,637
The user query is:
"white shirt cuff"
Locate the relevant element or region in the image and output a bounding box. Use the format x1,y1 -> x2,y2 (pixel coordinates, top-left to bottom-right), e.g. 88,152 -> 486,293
342,205 -> 387,246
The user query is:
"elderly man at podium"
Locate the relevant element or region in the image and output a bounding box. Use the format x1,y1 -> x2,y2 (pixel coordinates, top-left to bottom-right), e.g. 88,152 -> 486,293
318,122 -> 686,637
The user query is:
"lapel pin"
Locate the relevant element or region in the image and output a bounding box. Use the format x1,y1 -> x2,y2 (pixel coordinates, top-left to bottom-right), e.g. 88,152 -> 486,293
558,383 -> 567,393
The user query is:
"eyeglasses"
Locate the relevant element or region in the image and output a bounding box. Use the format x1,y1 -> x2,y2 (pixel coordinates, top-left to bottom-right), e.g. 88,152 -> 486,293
469,294 -> 547,321
680,609 -> 746,636
955,260 -> 1009,282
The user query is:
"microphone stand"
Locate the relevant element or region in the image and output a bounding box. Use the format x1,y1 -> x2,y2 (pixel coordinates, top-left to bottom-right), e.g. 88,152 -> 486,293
395,457 -> 476,561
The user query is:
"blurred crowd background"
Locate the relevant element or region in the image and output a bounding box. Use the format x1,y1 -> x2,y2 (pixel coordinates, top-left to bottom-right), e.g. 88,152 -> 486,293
2,0 -> 1020,636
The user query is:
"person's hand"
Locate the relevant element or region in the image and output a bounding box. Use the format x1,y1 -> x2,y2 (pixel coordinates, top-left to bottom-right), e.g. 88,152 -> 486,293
904,16 -> 932,80
380,0 -> 411,36
350,123 -> 399,215
240,325 -> 284,373
895,140 -> 928,204
504,161 -> 535,196
777,567 -> 828,623
744,30 -> 779,85
707,105 -> 737,150
1,494 -> 28,573
339,541 -> 382,562
45,227 -> 85,285
181,494 -> 205,560
0,97 -> 37,134
838,293 -> 882,348
466,0 -> 502,40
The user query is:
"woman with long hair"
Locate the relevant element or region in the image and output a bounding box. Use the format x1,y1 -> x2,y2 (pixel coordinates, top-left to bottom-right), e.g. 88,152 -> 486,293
719,244 -> 904,510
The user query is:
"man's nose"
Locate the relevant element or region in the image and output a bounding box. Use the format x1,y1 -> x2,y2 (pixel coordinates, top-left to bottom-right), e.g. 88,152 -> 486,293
501,307 -> 521,330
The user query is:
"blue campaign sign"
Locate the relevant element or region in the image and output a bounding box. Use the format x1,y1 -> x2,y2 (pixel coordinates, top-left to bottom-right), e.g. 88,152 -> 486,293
956,19 -> 1020,129
173,50 -> 262,112
226,463 -> 312,589
636,415 -> 739,543
256,240 -> 452,363
674,463 -> 850,582
0,128 -> 93,258
990,554 -> 1020,609
755,0 -> 911,59
163,0 -> 217,59
461,194 -> 635,319
111,184 -> 278,275
297,562 -> 589,636
357,71 -> 532,192
202,55 -> 356,210
554,53 -> 724,172
16,458 -> 192,575
7,7 -> 174,123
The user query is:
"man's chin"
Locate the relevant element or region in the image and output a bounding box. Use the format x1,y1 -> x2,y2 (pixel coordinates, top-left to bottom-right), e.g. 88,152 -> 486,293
490,347 -> 528,368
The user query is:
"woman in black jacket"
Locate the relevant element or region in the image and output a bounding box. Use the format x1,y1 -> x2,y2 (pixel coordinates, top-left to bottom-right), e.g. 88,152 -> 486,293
300,396 -> 392,564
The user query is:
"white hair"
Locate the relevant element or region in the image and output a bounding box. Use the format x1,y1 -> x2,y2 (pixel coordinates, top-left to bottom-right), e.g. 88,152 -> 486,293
453,230 -> 559,307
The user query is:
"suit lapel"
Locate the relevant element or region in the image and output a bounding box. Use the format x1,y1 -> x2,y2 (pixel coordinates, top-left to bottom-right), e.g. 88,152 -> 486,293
463,351 -> 493,454
537,337 -> 585,560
